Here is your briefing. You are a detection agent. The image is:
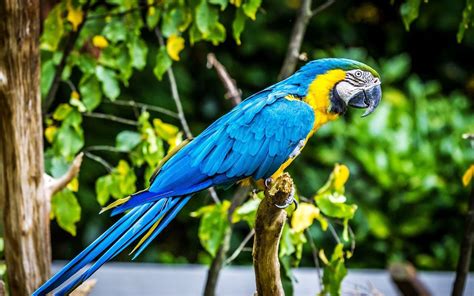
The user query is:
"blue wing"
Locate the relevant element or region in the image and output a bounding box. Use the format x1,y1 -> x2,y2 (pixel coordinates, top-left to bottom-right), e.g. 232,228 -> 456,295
114,90 -> 315,214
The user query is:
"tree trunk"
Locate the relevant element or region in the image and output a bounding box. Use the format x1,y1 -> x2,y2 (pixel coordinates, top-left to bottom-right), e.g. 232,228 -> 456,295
0,0 -> 51,295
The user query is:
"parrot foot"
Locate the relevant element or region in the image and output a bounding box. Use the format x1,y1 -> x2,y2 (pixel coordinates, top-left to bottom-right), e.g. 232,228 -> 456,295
264,177 -> 273,189
274,186 -> 298,210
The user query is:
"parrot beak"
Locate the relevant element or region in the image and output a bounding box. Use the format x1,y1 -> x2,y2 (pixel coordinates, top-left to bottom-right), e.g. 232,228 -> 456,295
348,84 -> 382,117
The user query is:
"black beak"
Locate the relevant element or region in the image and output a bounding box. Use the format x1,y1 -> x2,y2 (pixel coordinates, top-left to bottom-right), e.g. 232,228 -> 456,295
348,84 -> 382,117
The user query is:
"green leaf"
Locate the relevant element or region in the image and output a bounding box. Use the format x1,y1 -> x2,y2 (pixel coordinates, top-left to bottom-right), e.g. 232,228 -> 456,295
147,7 -> 161,29
51,189 -> 81,236
128,37 -> 148,70
382,53 -> 411,83
210,0 -> 228,10
41,60 -> 55,98
207,22 -> 226,45
0,237 -> 3,253
161,7 -> 192,37
196,0 -> 219,36
321,244 -> 348,296
40,4 -> 64,51
103,19 -> 127,42
79,74 -> 102,111
76,54 -> 97,74
242,0 -> 261,20
96,175 -> 112,205
153,47 -> 173,80
232,198 -> 260,227
96,65 -> 120,101
315,192 -> 357,219
54,124 -> 84,158
400,0 -> 421,31
232,8 -> 246,45
457,0 -> 474,43
189,23 -> 204,45
116,130 -> 142,151
53,104 -> 73,121
191,201 -> 230,257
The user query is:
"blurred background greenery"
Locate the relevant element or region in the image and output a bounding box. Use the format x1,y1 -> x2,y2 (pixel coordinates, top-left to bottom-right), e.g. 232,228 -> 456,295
43,0 -> 474,272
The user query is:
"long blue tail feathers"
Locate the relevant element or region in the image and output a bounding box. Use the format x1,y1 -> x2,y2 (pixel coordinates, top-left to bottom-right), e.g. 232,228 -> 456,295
33,195 -> 191,296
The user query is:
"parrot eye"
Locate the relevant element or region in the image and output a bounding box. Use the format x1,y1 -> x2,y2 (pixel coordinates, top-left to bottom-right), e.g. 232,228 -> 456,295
355,70 -> 363,77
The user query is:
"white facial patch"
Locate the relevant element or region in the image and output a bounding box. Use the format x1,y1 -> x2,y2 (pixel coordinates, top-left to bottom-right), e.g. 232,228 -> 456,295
335,81 -> 362,104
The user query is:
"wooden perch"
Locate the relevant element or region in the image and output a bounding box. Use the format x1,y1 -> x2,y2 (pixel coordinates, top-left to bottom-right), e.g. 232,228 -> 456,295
253,173 -> 294,296
389,262 -> 431,296
44,152 -> 84,199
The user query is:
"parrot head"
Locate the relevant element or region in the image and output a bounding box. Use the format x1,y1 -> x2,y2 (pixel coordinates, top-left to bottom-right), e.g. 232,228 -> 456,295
296,58 -> 382,117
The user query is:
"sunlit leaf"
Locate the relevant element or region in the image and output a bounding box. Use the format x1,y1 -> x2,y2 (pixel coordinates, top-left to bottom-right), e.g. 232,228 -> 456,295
41,60 -> 55,97
232,198 -> 260,227
45,125 -> 58,143
463,164 -> 474,187
54,124 -> 84,158
291,203 -> 320,233
166,35 -> 185,61
92,35 -> 109,48
41,4 -> 64,51
232,8 -> 246,45
103,20 -> 127,42
147,7 -> 161,29
53,104 -> 73,121
51,189 -> 81,236
96,175 -> 112,205
366,210 -> 390,239
67,4 -> 84,31
242,0 -> 262,20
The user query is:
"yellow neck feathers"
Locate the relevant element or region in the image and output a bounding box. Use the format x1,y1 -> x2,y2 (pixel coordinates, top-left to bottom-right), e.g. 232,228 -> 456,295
304,69 -> 346,132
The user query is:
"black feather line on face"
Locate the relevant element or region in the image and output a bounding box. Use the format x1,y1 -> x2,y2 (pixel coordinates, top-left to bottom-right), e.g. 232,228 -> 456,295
329,85 -> 347,115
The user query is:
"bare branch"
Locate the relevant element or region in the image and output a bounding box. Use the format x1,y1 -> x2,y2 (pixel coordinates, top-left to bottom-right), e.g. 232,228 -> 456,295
42,0 -> 92,113
105,100 -> 179,119
206,53 -> 242,105
84,152 -> 113,172
253,173 -> 294,296
44,152 -> 83,199
154,28 -> 193,139
70,279 -> 97,296
278,0 -> 335,80
225,229 -> 255,264
311,0 -> 336,16
83,112 -> 139,126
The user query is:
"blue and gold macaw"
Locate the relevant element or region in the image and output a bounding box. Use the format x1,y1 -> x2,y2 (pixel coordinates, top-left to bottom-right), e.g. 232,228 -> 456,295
34,58 -> 381,295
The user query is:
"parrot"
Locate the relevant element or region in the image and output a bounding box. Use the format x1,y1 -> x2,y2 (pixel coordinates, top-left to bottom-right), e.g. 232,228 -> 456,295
34,58 -> 381,295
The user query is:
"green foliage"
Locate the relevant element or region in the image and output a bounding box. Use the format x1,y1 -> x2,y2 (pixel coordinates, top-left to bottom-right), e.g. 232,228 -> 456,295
458,0 -> 474,42
319,244 -> 348,296
95,160 -> 137,206
51,189 -> 81,236
191,200 -> 231,257
400,0 -> 422,30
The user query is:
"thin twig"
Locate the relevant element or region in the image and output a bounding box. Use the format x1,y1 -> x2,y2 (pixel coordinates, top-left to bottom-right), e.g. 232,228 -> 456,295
311,0 -> 336,16
42,0 -> 92,113
154,28 -> 220,204
305,228 -> 323,292
84,152 -> 113,172
278,0 -> 335,80
83,112 -> 138,126
105,100 -> 179,118
327,222 -> 341,244
154,28 -> 192,138
206,53 -> 242,105
84,145 -> 129,153
225,229 -> 255,264
44,153 -> 84,199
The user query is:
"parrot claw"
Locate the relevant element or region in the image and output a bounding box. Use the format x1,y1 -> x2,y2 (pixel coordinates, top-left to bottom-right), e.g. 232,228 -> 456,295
274,186 -> 297,210
264,177 -> 273,189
